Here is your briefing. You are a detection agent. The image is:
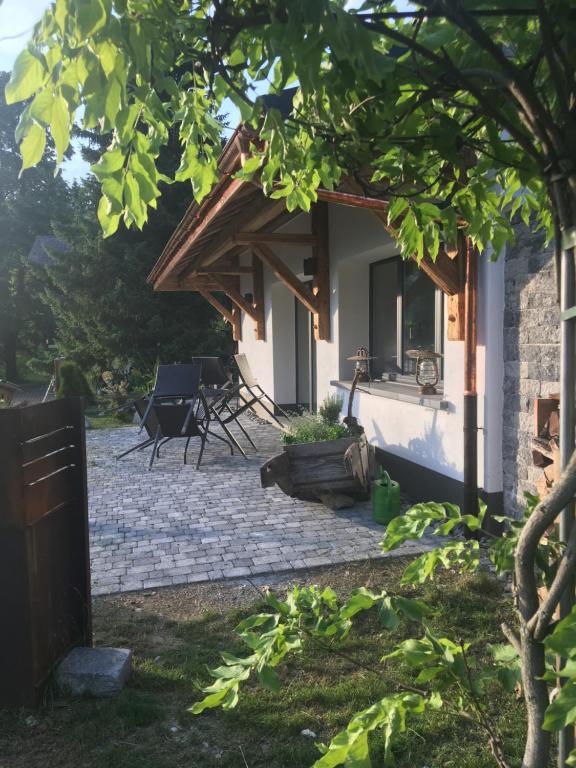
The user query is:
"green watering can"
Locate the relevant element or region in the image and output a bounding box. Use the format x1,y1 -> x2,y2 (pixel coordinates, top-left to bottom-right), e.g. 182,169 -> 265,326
372,467 -> 401,525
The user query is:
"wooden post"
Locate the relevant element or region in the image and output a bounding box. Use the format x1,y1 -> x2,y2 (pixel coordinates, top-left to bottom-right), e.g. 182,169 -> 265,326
311,202 -> 330,341
231,304 -> 242,342
252,251 -> 266,341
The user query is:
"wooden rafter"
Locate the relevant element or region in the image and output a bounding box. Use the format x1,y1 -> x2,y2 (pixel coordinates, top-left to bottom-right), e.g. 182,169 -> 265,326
180,197 -> 288,280
311,202 -> 330,341
372,210 -> 463,296
233,232 -> 317,246
253,243 -> 318,315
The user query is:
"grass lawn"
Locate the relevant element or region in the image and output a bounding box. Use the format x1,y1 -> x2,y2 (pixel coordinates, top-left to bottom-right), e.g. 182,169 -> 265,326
0,559 -> 554,768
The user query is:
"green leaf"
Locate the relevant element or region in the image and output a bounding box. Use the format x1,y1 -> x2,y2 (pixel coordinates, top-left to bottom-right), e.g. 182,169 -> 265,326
258,665 -> 280,692
92,149 -> 126,179
97,195 -> 120,238
104,77 -> 122,127
50,94 -> 70,163
543,681 -> 576,732
75,0 -> 107,38
497,668 -> 518,693
29,90 -> 54,125
19,123 -> 46,172
545,605 -> 576,659
189,686 -> 231,715
123,170 -> 147,228
5,49 -> 46,104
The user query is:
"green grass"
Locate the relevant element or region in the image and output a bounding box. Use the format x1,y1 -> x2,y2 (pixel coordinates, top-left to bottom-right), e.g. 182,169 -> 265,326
0,563 -> 555,768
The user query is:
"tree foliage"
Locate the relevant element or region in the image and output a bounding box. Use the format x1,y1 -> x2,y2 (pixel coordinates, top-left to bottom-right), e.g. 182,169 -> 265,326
6,3 -> 576,765
0,70 -> 67,379
189,498 -> 574,768
43,166 -> 233,374
6,0 -> 575,251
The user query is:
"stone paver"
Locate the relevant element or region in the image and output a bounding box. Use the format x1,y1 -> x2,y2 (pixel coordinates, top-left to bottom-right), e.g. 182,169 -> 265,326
87,418 -> 433,595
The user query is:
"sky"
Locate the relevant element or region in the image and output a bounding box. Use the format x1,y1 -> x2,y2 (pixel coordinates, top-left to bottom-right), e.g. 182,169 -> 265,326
0,0 -> 91,181
0,0 -> 394,182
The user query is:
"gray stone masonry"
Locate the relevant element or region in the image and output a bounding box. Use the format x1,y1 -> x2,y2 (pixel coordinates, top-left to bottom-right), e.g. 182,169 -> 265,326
87,417 -> 434,595
503,224 -> 560,516
56,647 -> 132,697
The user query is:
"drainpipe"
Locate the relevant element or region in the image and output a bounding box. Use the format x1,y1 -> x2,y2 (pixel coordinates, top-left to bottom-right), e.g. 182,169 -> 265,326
463,237 -> 479,517
559,232 -> 576,767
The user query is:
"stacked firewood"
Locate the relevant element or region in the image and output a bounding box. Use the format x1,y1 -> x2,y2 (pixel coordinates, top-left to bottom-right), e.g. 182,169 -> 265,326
532,396 -> 560,499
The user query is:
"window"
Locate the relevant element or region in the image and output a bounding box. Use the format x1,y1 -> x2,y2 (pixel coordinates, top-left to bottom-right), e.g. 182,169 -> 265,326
370,257 -> 443,380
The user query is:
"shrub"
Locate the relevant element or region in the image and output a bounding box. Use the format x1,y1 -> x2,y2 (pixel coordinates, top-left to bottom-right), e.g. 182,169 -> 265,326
318,393 -> 344,425
282,413 -> 349,444
56,361 -> 94,403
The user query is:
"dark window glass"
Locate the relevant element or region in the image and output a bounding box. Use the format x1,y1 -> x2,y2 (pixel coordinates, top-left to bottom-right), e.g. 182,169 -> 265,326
402,260 -> 437,374
370,257 -> 441,379
371,260 -> 399,377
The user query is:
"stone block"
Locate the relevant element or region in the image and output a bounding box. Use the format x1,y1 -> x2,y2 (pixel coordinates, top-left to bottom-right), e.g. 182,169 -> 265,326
56,647 -> 132,697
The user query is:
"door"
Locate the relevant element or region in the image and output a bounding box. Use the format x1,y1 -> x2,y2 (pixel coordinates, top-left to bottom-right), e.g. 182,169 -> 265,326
295,294 -> 316,411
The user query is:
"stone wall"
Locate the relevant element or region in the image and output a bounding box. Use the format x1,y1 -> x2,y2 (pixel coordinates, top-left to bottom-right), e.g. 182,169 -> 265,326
503,225 -> 560,517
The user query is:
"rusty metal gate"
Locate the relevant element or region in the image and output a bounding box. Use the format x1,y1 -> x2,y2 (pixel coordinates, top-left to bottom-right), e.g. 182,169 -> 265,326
0,397 -> 92,708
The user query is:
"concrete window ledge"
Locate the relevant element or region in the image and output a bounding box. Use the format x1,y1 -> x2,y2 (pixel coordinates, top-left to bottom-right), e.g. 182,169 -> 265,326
330,380 -> 450,411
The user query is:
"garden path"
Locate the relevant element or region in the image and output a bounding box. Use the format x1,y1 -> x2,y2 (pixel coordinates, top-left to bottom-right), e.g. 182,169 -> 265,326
87,418 -> 434,595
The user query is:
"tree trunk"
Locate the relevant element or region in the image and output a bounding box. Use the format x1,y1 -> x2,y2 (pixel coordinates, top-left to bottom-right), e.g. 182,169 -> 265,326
518,181 -> 576,768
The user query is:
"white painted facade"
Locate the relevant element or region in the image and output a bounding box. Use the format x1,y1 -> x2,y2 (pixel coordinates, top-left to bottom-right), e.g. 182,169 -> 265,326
238,203 -> 505,497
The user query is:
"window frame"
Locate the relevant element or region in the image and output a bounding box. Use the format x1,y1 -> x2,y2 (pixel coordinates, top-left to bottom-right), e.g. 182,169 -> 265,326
369,255 -> 444,382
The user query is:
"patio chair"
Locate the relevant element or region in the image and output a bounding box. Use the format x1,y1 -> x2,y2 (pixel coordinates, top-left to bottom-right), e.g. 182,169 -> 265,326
137,362 -> 202,433
233,353 -> 289,428
115,396 -> 161,460
143,363 -> 234,469
192,356 -> 256,456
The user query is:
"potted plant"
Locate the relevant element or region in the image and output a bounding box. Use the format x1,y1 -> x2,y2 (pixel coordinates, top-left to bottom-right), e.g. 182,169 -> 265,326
260,394 -> 376,506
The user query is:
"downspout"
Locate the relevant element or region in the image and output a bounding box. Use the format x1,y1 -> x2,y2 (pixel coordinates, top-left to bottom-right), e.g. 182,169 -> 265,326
558,228 -> 576,767
463,237 -> 479,517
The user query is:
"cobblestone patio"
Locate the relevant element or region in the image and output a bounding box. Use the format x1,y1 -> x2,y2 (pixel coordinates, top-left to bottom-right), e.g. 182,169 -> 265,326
87,418 -> 432,595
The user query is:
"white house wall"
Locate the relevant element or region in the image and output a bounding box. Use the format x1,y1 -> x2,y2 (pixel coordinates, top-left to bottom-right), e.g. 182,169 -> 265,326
237,203 -> 504,494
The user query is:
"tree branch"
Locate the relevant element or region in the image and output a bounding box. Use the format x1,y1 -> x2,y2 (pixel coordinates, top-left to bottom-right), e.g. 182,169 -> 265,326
516,448 -> 576,624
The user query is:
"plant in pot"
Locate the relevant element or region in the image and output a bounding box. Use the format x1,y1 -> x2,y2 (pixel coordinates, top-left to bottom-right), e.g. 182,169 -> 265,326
262,394 -> 376,508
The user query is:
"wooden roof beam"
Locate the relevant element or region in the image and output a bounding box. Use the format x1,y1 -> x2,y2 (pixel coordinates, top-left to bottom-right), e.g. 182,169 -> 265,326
198,289 -> 234,325
212,276 -> 261,322
253,243 -> 318,315
233,232 -> 317,246
197,266 -> 254,275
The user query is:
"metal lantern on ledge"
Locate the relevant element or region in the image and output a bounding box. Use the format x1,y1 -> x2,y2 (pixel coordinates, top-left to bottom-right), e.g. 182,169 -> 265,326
406,349 -> 443,395
346,346 -> 374,383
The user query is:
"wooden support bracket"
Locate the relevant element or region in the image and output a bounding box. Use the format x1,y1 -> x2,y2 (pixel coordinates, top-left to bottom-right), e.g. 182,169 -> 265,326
212,276 -> 261,322
198,289 -> 234,325
253,243 -> 319,315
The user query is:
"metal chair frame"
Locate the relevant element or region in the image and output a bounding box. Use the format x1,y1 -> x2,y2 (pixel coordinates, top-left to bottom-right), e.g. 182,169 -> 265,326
233,353 -> 289,428
191,356 -> 256,457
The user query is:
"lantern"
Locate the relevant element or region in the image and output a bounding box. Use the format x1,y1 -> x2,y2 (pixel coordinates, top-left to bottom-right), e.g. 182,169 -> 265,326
406,349 -> 442,394
346,346 -> 375,382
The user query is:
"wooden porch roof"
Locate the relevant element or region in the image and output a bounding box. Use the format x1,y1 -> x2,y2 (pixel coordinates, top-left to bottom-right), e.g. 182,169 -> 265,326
148,121 -> 467,344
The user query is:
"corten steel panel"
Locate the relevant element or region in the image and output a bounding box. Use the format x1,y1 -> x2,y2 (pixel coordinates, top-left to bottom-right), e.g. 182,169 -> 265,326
0,397 -> 92,709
